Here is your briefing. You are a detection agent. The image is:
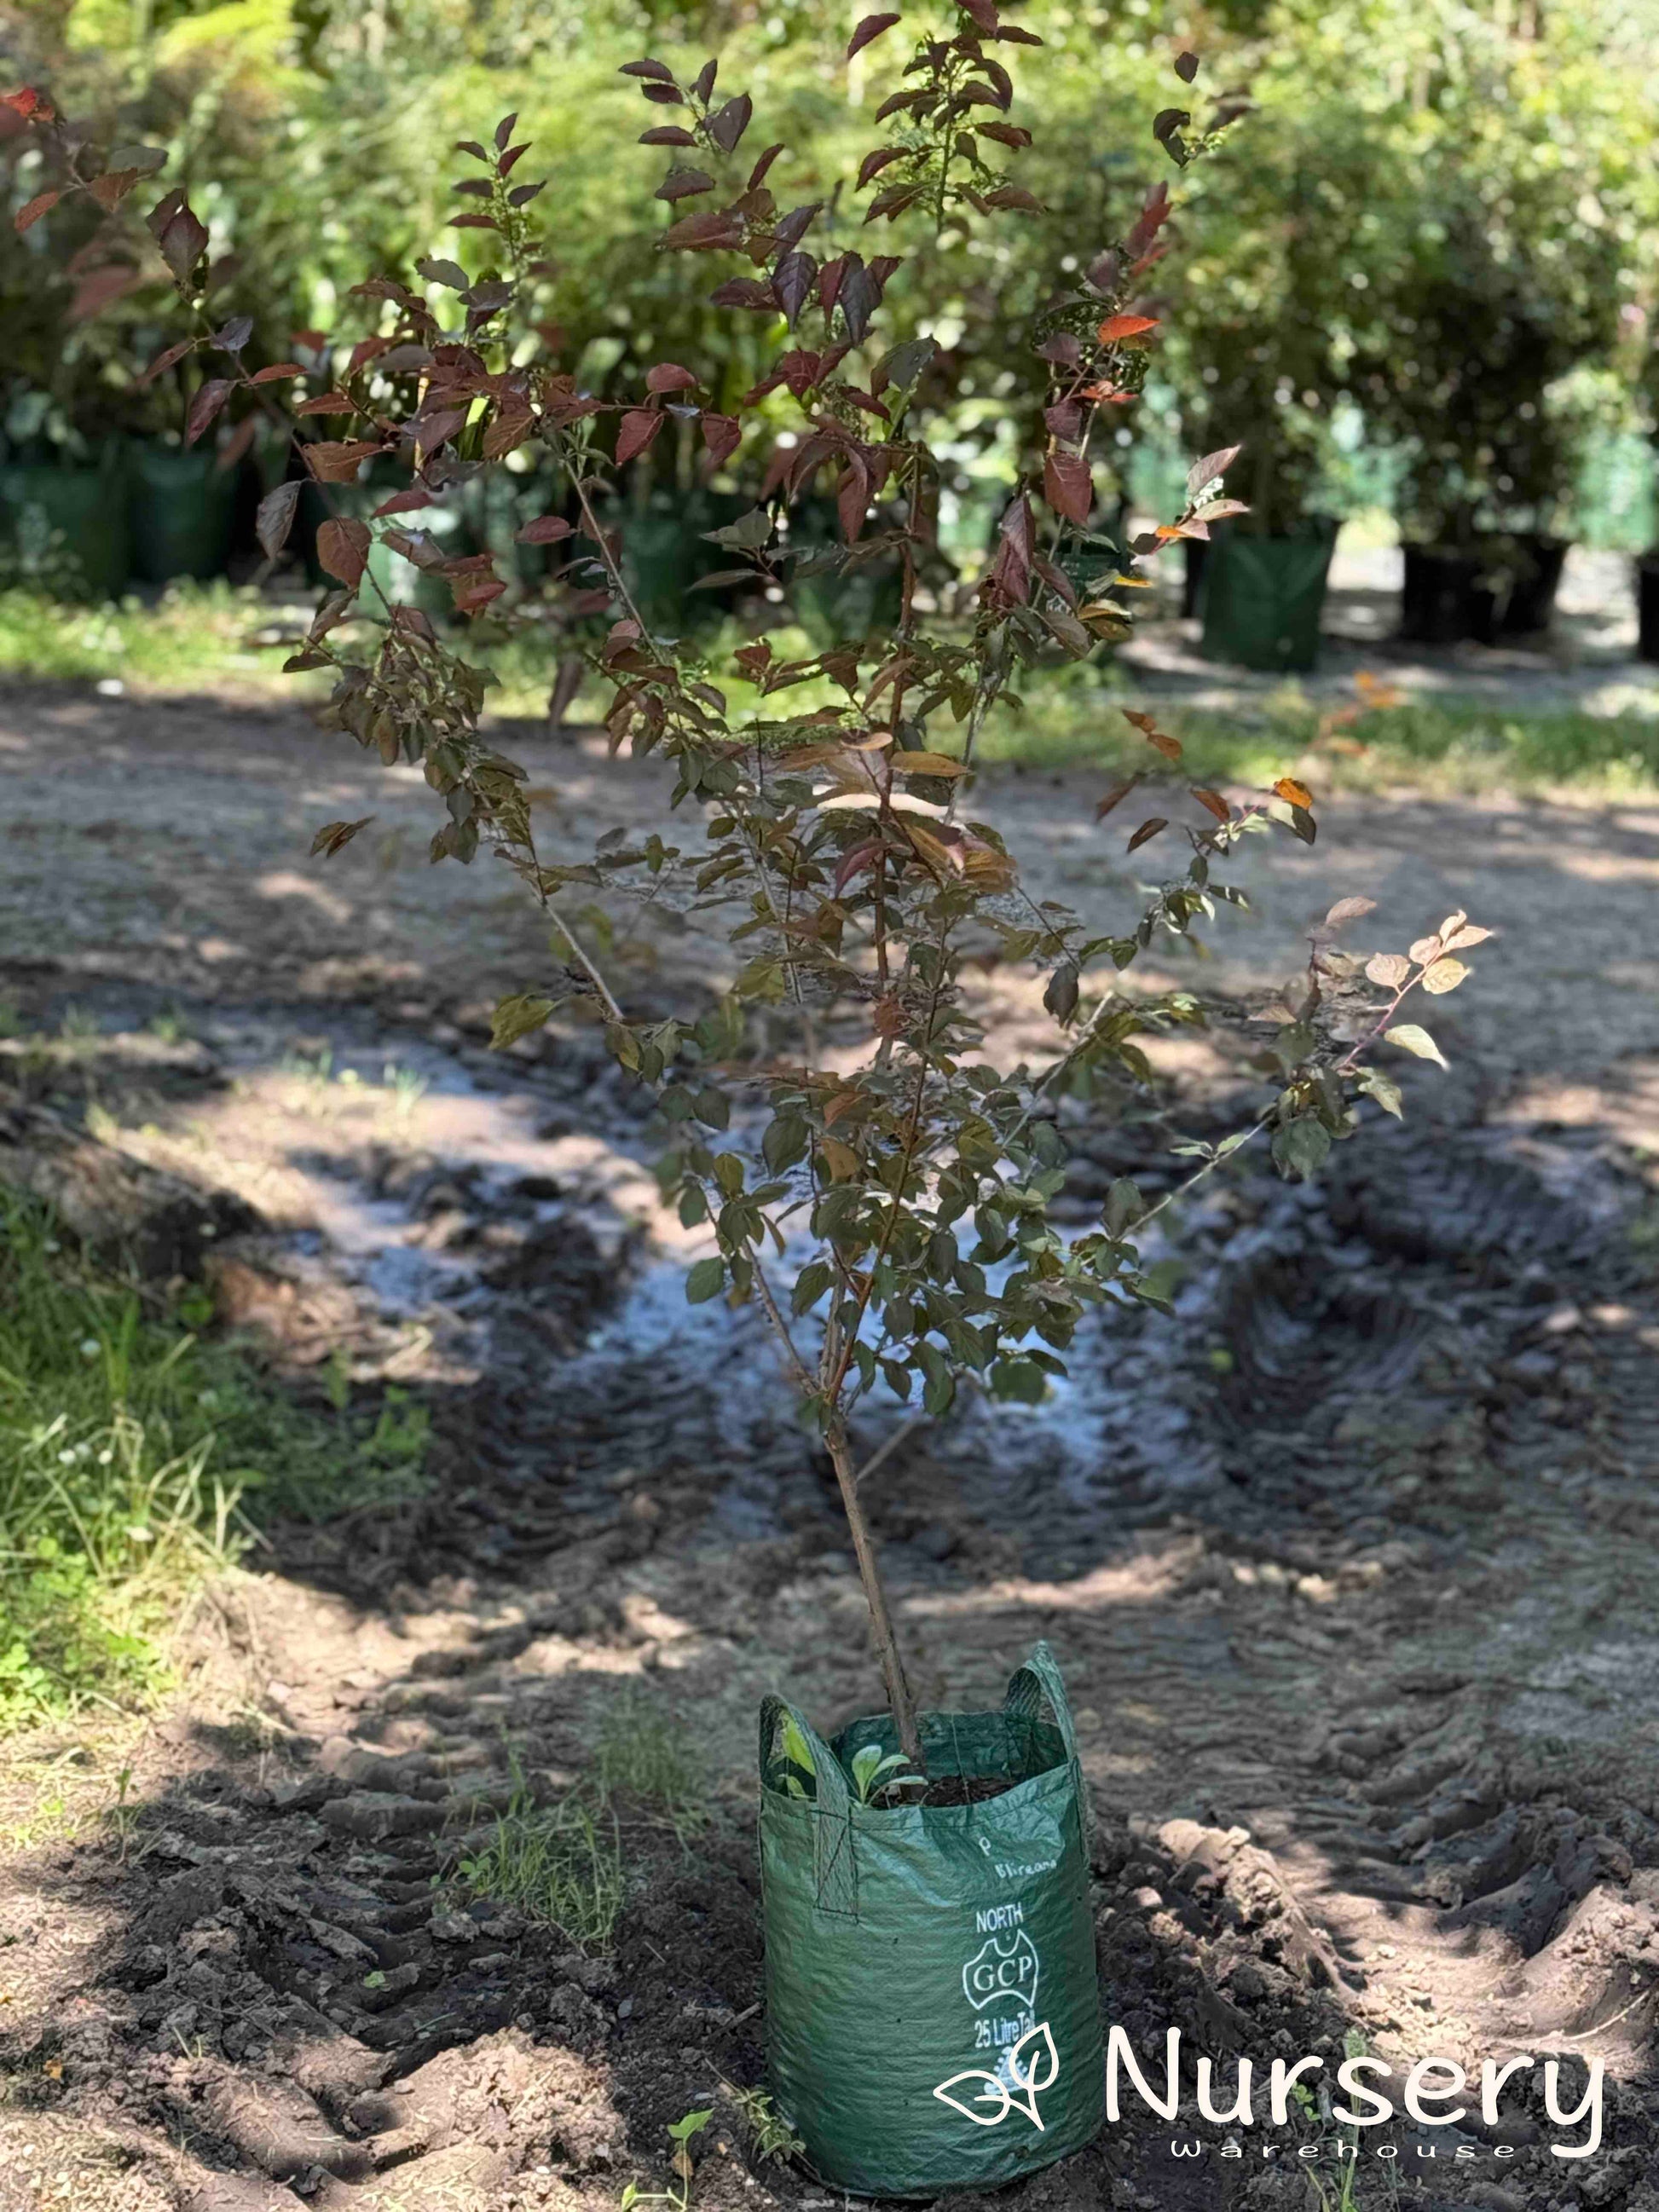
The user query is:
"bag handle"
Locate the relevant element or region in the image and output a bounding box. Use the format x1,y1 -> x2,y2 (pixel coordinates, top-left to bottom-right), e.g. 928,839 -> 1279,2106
759,1695 -> 858,1918
1002,1640 -> 1079,1766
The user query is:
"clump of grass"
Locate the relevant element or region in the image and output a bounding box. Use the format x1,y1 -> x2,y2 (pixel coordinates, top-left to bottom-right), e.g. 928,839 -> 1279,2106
454,1696 -> 705,1948
455,1762 -> 625,1950
595,1691 -> 706,1842
0,1193 -> 430,1726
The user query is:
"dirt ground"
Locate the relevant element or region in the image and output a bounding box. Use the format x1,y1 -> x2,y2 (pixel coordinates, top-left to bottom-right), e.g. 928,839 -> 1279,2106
3,683 -> 1659,2212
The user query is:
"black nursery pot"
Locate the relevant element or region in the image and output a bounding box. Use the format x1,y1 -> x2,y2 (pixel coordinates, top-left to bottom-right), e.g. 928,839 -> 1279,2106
1637,556 -> 1659,666
1499,534 -> 1569,638
1399,546 -> 1501,647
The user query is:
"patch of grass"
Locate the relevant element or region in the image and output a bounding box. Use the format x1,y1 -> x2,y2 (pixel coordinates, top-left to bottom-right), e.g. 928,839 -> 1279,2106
0,582 -> 324,696
595,1692 -> 706,1842
0,1193 -> 430,1727
454,1698 -> 704,1947
455,1760 -> 626,1950
980,680 -> 1659,797
9,581 -> 1650,799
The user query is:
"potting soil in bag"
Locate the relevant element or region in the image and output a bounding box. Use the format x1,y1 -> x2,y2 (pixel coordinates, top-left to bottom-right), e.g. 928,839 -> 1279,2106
760,1643 -> 1104,2198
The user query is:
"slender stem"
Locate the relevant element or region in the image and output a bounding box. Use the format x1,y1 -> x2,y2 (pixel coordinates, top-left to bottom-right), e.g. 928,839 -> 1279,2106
825,1419 -> 925,1771
751,1257 -> 813,1395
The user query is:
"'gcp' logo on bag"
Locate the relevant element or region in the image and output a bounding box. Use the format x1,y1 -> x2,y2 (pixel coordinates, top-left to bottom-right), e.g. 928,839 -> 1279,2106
962,1928 -> 1040,2013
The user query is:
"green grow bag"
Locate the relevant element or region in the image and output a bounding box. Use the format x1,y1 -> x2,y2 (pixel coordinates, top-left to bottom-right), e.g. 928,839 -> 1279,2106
0,451 -> 130,599
129,441 -> 239,583
760,1643 -> 1104,2198
1197,517 -> 1337,673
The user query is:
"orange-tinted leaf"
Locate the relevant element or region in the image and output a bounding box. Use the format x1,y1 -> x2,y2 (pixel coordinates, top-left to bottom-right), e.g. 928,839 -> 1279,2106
1274,777 -> 1313,809
1097,313 -> 1159,342
14,188 -> 61,234
1096,774 -> 1141,818
1191,787 -> 1230,822
304,439 -> 382,483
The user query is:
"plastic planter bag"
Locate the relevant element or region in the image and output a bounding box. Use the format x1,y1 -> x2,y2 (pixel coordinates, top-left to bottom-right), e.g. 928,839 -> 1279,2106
760,1643 -> 1103,2198
129,442 -> 238,583
0,448 -> 130,600
1198,517 -> 1337,673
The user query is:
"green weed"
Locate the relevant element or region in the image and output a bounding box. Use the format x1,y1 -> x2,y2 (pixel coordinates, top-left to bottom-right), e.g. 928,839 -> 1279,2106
723,2083 -> 803,2166
620,2110 -> 713,2210
1289,2032 -> 1397,2211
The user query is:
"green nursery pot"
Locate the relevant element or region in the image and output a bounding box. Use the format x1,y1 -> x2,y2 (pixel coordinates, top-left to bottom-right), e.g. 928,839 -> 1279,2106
760,1643 -> 1105,2198
0,448 -> 131,599
1197,516 -> 1338,673
129,440 -> 239,583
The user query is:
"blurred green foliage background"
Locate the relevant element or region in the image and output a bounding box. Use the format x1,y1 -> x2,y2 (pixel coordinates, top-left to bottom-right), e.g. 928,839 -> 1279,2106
3,0 -> 1656,554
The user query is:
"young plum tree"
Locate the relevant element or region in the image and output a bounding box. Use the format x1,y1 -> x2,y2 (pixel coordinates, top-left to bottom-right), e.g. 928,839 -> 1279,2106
4,17 -> 1483,1770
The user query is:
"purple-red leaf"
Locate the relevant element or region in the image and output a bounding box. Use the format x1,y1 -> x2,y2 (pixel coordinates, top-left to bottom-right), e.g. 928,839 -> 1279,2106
316,516 -> 371,590
707,94 -> 752,151
184,378 -> 233,448
616,409 -> 665,465
517,515 -> 574,544
656,167 -> 715,202
255,480 -> 301,562
847,13 -> 901,59
1043,449 -> 1093,528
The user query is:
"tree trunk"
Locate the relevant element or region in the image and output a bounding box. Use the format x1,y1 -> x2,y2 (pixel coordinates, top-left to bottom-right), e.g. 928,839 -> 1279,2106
825,1421 -> 927,1773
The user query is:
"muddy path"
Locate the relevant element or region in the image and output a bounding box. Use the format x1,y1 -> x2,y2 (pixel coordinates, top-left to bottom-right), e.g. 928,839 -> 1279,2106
2,685 -> 1659,2210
